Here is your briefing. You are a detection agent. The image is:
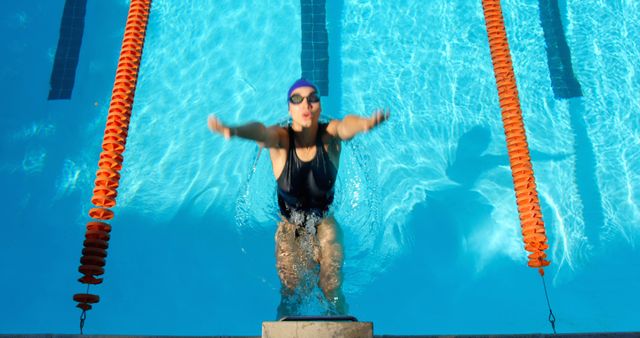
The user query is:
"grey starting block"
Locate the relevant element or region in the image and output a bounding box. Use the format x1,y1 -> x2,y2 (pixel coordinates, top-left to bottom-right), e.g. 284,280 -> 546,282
262,316 -> 373,338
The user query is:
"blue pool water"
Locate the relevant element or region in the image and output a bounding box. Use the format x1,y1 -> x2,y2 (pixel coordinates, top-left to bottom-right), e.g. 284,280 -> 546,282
1,0 -> 639,336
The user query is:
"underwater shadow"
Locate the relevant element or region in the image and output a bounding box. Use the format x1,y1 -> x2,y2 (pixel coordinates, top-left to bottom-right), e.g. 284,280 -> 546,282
412,126 -> 503,276
411,126 -> 569,276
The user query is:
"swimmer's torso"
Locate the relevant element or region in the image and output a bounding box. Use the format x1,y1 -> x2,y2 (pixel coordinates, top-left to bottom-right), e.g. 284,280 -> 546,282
270,122 -> 340,220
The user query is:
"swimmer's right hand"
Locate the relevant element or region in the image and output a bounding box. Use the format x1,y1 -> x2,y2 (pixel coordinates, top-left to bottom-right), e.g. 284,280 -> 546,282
365,108 -> 390,131
208,115 -> 232,140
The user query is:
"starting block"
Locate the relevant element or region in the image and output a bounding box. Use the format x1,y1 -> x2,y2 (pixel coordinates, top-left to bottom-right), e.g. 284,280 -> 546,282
262,315 -> 373,338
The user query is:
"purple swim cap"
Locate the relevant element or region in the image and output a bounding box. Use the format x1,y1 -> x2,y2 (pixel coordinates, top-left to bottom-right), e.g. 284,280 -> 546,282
287,78 -> 318,100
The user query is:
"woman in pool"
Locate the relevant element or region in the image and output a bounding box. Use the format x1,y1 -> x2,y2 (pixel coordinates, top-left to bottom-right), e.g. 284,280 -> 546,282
208,79 -> 389,317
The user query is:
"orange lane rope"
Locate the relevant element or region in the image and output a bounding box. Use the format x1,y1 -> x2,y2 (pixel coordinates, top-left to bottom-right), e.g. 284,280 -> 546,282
481,0 -> 556,333
481,0 -> 550,273
73,0 -> 152,333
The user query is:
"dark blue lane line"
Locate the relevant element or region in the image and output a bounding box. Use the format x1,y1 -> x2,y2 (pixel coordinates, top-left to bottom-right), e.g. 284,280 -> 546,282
301,0 -> 329,96
539,1 -> 604,246
324,0 -> 343,117
48,0 -> 87,100
539,0 -> 582,99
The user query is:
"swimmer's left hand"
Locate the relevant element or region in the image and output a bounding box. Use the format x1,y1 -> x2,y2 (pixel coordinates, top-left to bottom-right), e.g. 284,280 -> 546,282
365,108 -> 390,131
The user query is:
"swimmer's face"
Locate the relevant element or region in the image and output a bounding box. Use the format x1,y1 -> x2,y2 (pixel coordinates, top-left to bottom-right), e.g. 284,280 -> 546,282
288,86 -> 321,129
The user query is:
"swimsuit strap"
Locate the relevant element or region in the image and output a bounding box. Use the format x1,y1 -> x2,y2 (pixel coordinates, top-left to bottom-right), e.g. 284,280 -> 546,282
286,125 -> 293,145
316,122 -> 325,145
286,125 -> 295,156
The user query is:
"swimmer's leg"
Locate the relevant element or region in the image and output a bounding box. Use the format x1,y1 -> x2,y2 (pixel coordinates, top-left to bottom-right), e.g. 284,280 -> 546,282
317,215 -> 348,315
276,284 -> 301,320
275,220 -> 302,319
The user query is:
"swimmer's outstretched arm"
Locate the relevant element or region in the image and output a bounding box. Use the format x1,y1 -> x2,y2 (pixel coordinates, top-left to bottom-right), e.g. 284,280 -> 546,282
207,115 -> 285,148
331,108 -> 390,141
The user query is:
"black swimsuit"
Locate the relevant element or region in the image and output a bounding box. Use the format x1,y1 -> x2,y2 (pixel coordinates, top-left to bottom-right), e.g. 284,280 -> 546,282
276,123 -> 337,225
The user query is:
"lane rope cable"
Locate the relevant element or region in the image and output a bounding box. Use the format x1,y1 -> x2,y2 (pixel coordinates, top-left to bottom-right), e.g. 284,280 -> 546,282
541,273 -> 557,334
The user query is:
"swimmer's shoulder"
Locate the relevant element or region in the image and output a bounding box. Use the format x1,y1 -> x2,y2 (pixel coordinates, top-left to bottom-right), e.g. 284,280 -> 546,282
324,120 -> 341,142
322,120 -> 342,161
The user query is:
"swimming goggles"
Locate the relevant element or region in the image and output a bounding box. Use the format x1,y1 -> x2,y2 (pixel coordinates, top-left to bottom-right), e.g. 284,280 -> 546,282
289,92 -> 320,104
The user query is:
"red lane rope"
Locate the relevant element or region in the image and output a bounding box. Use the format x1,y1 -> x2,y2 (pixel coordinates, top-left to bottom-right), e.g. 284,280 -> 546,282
74,0 -> 152,322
